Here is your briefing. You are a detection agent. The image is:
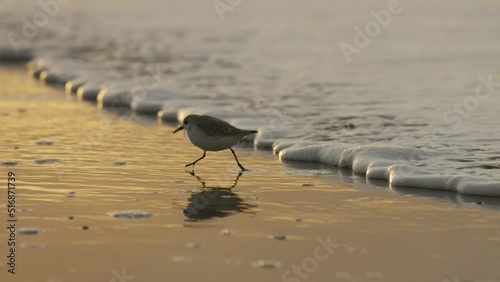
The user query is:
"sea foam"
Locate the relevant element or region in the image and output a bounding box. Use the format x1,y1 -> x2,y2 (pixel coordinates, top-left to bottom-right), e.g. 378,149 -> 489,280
277,142 -> 500,197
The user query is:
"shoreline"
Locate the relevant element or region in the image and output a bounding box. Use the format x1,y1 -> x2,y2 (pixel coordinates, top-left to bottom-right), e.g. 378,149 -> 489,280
0,55 -> 497,199
8,53 -> 497,197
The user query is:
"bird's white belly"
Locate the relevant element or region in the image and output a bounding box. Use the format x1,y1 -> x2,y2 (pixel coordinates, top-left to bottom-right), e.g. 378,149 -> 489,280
187,126 -> 240,151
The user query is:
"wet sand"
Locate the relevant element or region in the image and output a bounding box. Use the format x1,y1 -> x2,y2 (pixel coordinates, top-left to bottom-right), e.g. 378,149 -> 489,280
1,66 -> 500,282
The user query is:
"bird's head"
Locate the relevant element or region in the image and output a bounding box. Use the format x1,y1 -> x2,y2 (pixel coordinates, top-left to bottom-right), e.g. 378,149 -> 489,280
173,114 -> 199,133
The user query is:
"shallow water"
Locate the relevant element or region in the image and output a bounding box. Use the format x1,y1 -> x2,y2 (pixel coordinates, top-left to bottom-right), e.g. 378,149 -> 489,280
2,0 -> 500,195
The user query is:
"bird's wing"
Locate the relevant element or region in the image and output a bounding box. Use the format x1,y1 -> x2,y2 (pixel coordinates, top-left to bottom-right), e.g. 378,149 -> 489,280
196,115 -> 245,137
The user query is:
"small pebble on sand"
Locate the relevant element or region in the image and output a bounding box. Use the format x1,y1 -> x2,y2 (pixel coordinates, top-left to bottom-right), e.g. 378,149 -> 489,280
22,242 -> 45,249
1,161 -> 19,166
109,210 -> 153,219
186,242 -> 201,249
34,158 -> 59,164
220,229 -> 232,236
18,227 -> 42,235
251,259 -> 282,269
36,140 -> 54,145
272,233 -> 287,240
301,183 -> 314,187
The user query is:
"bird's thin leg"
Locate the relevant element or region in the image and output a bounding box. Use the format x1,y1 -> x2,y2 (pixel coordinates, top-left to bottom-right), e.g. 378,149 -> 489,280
185,151 -> 206,167
229,148 -> 247,171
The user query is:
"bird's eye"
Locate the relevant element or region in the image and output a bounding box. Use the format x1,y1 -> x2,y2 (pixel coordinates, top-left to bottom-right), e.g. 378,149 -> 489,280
183,120 -> 188,125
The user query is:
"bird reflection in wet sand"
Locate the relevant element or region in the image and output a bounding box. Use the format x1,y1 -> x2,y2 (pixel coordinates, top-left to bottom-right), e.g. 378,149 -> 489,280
183,170 -> 256,221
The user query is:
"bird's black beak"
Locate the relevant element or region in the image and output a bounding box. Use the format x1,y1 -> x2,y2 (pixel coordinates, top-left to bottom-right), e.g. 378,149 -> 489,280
173,125 -> 184,134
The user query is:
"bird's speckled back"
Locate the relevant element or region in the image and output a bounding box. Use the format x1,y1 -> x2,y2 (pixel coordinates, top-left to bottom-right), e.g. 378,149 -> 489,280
194,115 -> 255,137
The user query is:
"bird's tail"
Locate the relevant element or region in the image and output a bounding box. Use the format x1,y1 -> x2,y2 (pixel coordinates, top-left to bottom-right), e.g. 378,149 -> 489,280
244,130 -> 258,136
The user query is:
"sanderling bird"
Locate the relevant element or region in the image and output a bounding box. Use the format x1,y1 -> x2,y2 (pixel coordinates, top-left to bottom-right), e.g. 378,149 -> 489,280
173,114 -> 258,171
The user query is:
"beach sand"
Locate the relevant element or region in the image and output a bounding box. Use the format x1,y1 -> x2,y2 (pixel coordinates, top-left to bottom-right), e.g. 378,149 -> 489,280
1,66 -> 500,282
